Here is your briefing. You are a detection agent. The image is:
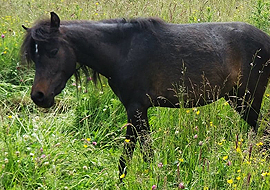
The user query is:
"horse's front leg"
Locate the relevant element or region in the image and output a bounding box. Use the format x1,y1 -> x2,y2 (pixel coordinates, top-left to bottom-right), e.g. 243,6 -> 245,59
118,105 -> 153,181
118,122 -> 137,182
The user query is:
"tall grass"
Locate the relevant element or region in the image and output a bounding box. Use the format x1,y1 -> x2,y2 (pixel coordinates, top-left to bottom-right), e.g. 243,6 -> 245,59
1,0 -> 270,189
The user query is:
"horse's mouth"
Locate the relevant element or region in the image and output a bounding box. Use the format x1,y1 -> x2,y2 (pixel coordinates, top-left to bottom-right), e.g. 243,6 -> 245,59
32,96 -> 55,108
31,81 -> 66,108
30,89 -> 55,108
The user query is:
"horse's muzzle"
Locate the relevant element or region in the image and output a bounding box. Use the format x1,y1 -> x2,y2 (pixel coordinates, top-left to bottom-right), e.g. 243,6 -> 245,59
31,90 -> 54,108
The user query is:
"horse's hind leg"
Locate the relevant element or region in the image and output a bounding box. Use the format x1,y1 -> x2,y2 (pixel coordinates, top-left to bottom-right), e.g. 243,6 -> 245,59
225,82 -> 266,132
118,104 -> 153,181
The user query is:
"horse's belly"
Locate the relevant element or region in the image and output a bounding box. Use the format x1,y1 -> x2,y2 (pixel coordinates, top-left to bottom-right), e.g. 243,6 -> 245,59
153,78 -> 234,108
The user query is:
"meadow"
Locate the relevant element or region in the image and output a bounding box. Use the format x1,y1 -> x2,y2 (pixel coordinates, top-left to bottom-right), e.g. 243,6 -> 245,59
1,0 -> 270,189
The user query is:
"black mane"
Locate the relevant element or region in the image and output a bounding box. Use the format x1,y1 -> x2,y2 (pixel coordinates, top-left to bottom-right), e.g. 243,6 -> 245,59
100,17 -> 165,29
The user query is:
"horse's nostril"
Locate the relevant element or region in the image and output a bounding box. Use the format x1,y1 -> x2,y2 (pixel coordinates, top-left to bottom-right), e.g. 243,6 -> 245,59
31,91 -> 45,102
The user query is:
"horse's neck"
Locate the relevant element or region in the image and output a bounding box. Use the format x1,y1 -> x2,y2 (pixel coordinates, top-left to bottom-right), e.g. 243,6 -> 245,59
63,22 -> 131,78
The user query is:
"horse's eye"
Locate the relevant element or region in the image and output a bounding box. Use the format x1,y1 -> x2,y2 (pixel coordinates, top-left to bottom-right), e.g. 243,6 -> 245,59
49,49 -> 59,57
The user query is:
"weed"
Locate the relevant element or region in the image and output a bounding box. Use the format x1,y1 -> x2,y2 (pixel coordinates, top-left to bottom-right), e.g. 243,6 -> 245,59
250,0 -> 270,33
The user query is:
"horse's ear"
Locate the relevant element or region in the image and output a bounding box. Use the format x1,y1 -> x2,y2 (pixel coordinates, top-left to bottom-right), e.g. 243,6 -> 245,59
22,25 -> 29,31
50,12 -> 60,29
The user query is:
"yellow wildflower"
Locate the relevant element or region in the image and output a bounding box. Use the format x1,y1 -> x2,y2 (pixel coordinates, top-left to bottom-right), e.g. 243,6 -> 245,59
237,169 -> 241,173
261,172 -> 267,177
83,145 -> 88,148
186,110 -> 190,113
227,179 -> 233,184
86,138 -> 91,142
8,115 -> 12,119
179,158 -> 184,162
223,155 -> 228,160
209,122 -> 213,126
236,147 -> 241,153
245,161 -> 251,165
236,176 -> 241,180
125,139 -> 130,143
196,110 -> 200,115
120,173 -> 125,179
256,142 -> 263,146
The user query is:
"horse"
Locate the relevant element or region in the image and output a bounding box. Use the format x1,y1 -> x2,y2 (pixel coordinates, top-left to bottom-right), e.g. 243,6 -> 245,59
21,12 -> 270,181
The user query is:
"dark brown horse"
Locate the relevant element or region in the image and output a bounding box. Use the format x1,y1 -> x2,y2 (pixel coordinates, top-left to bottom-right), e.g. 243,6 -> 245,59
21,12 -> 270,180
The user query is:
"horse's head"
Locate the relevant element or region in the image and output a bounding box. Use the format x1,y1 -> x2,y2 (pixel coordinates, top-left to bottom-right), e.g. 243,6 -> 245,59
22,12 -> 76,108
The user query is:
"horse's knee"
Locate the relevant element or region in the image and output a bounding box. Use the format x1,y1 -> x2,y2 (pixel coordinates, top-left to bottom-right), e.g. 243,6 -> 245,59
124,137 -> 137,156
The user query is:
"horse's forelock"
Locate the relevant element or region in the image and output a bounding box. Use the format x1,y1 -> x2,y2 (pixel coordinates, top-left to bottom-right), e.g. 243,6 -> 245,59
31,20 -> 54,42
21,29 -> 34,64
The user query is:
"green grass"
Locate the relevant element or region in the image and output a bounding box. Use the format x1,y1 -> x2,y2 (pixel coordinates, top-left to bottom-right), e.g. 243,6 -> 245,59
1,0 -> 270,189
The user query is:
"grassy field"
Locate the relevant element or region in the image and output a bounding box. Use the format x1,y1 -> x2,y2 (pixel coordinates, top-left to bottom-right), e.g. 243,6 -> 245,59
1,0 -> 270,189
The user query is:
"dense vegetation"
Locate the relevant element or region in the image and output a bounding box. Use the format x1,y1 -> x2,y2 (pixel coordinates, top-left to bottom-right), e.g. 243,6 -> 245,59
1,0 -> 270,189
